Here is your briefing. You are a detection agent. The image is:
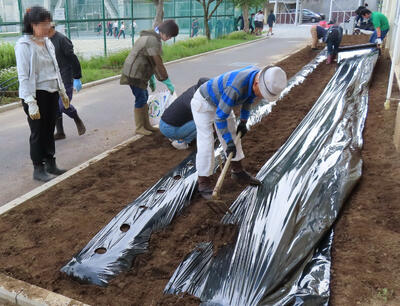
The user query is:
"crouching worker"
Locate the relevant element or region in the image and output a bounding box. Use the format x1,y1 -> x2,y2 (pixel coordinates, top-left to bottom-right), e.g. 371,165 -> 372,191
324,24 -> 343,64
159,78 -> 209,150
311,25 -> 327,50
120,19 -> 179,136
191,66 -> 287,199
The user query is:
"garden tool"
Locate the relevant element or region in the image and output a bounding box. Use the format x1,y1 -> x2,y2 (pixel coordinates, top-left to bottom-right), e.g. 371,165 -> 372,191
212,132 -> 242,201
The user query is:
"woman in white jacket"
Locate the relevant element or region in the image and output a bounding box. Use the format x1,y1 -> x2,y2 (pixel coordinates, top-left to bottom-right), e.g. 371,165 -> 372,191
15,6 -> 70,182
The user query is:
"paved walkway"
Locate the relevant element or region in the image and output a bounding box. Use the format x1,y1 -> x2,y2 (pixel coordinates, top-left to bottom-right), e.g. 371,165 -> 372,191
0,24 -> 312,206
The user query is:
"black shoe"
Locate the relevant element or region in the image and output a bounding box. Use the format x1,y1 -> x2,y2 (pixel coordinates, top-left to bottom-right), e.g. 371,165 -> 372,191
54,132 -> 66,140
198,176 -> 213,200
44,158 -> 67,175
73,115 -> 86,136
231,170 -> 262,186
54,117 -> 66,140
33,164 -> 55,182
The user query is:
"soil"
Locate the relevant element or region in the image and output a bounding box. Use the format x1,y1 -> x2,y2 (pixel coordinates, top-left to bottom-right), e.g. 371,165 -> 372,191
0,35 -> 398,306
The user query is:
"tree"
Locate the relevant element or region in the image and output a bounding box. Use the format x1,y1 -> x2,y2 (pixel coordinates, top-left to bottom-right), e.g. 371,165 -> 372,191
233,0 -> 266,33
153,0 -> 164,27
196,0 -> 224,40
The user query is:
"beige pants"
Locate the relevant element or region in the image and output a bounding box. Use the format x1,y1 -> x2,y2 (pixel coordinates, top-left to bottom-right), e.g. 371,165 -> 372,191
311,25 -> 318,49
191,90 -> 245,177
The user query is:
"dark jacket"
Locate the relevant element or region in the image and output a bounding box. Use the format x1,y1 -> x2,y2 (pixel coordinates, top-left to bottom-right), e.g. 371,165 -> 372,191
324,25 -> 343,43
50,31 -> 82,86
120,30 -> 168,89
267,13 -> 276,25
161,78 -> 209,127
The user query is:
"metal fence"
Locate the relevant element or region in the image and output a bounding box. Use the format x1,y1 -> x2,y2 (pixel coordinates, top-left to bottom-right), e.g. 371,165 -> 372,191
275,10 -> 356,25
0,0 -> 235,58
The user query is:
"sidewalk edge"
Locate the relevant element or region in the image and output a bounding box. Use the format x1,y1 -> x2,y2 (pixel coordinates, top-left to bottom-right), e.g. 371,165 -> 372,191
0,135 -> 142,216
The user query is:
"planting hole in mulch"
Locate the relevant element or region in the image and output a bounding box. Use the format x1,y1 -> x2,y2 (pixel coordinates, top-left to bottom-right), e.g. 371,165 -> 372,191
120,224 -> 130,232
0,35 -> 399,305
94,248 -> 107,255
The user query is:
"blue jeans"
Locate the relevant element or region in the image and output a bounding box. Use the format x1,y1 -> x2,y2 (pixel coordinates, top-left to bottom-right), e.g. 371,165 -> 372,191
57,83 -> 77,119
159,119 -> 197,143
369,29 -> 389,43
130,85 -> 148,108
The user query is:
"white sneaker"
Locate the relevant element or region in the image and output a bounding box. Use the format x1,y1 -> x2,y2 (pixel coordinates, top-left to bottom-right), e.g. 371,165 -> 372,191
171,140 -> 189,150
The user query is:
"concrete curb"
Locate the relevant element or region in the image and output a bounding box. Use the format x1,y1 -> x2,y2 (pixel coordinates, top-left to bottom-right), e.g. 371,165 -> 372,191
0,101 -> 20,113
0,135 -> 142,216
0,273 -> 89,306
0,36 -> 269,113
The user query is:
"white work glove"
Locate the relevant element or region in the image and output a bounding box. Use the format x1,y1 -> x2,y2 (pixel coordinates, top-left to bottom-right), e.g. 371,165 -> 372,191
26,97 -> 40,120
60,90 -> 70,109
375,38 -> 382,45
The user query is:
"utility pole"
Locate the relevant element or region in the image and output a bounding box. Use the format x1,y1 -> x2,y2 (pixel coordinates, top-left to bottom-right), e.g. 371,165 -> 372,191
295,0 -> 300,26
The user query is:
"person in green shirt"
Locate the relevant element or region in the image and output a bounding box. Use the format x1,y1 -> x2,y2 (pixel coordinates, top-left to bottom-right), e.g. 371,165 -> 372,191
361,9 -> 390,45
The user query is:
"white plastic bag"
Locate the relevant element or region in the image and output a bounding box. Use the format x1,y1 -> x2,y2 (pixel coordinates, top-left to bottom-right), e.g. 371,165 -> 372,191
147,90 -> 177,126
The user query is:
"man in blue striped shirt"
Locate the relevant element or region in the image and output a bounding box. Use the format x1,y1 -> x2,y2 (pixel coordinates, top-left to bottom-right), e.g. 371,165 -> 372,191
191,65 -> 287,199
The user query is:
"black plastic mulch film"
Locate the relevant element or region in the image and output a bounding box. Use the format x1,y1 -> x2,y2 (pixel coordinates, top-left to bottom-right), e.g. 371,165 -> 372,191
165,48 -> 379,305
61,47 -> 372,305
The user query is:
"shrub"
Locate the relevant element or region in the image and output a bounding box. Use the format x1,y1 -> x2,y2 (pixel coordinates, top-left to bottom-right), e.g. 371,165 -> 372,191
0,67 -> 18,91
0,43 -> 16,70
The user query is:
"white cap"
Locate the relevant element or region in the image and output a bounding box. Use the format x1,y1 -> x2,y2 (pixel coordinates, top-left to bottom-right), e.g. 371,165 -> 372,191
258,66 -> 287,101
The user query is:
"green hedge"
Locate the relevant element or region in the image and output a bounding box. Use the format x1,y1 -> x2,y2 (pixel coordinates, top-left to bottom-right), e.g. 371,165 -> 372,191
0,43 -> 16,70
0,67 -> 18,91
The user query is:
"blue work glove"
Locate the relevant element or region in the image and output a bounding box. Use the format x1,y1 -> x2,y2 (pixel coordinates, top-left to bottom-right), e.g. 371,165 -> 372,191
236,120 -> 248,138
225,140 -> 237,159
73,79 -> 82,92
149,75 -> 156,92
162,78 -> 175,94
375,38 -> 382,46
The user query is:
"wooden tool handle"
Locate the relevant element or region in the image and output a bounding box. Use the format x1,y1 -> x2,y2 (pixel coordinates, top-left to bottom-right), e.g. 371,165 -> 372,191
212,132 -> 241,200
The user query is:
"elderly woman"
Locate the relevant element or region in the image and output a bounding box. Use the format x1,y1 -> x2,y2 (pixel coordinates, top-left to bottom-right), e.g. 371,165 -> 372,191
15,6 -> 70,182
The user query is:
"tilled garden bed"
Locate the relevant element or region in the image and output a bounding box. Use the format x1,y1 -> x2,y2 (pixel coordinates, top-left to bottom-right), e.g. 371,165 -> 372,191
2,35 -> 398,305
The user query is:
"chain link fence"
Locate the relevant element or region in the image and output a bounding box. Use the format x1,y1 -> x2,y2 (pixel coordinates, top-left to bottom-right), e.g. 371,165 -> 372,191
0,0 -> 235,58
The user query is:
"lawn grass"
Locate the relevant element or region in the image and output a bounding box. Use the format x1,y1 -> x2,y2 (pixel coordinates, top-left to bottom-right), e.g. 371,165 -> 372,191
0,31 -> 260,104
0,33 -> 19,38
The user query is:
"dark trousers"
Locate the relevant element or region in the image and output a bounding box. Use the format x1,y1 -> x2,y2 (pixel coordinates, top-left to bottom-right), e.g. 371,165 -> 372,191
326,37 -> 341,55
57,83 -> 77,119
22,90 -> 59,165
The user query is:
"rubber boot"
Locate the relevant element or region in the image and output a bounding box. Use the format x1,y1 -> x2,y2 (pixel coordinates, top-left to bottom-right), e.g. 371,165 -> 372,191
332,52 -> 337,62
134,107 -> 152,136
54,117 -> 66,140
197,176 -> 213,200
143,104 -> 159,132
44,157 -> 67,175
33,163 -> 55,182
73,113 -> 86,136
326,54 -> 332,64
231,161 -> 262,186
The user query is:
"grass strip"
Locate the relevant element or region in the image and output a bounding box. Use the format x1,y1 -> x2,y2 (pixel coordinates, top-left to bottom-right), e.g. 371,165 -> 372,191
0,32 -> 259,105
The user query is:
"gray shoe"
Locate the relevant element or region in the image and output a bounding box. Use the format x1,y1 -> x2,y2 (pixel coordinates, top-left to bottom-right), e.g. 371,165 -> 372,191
33,164 -> 55,182
198,176 -> 213,200
44,158 -> 67,175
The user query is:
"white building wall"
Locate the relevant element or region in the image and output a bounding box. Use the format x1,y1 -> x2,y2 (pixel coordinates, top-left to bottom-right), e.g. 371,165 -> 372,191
381,0 -> 400,90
